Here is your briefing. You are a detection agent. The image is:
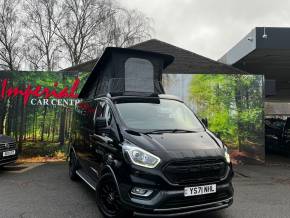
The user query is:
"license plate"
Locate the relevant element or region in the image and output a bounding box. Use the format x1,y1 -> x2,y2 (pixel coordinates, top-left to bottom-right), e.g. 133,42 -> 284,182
3,150 -> 16,157
184,184 -> 216,197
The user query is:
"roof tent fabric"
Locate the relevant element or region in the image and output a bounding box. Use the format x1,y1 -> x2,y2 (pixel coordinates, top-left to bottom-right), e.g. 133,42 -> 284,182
79,47 -> 174,98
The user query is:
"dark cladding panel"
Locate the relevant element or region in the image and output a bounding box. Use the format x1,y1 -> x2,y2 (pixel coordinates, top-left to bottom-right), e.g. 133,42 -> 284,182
256,27 -> 290,49
265,80 -> 276,96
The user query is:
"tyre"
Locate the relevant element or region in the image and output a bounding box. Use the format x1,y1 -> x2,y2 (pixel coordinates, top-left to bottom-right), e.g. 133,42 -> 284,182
68,151 -> 78,181
96,173 -> 132,218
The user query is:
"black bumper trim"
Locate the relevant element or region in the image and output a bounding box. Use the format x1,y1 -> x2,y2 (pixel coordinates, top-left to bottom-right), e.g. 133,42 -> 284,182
134,197 -> 233,217
0,159 -> 17,166
0,154 -> 18,166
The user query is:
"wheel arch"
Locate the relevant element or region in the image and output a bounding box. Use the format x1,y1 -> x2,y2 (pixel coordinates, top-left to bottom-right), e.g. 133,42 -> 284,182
100,165 -> 121,196
68,145 -> 80,167
68,144 -> 77,157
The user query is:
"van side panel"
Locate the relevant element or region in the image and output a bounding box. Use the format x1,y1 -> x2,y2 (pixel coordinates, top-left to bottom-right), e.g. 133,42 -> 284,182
73,100 -> 96,170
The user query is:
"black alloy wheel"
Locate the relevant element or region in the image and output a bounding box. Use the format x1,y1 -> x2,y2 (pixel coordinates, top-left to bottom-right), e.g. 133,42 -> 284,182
96,173 -> 132,218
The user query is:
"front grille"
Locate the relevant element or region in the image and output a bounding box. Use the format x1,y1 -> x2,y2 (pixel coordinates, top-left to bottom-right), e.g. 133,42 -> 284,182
160,192 -> 231,209
0,142 -> 16,150
163,158 -> 227,185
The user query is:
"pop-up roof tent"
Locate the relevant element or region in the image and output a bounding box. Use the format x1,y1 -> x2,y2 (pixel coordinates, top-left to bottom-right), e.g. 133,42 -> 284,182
78,47 -> 174,99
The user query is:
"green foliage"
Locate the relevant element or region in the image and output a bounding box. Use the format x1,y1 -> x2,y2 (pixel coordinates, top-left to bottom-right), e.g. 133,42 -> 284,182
189,74 -> 264,149
21,141 -> 66,158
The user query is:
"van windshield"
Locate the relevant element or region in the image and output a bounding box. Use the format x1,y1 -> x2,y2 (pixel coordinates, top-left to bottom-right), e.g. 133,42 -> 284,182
115,99 -> 204,132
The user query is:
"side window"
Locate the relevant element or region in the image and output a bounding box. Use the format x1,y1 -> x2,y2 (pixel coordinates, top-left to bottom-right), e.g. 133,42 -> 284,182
94,101 -> 113,127
95,102 -> 120,140
95,101 -> 106,119
105,104 -> 112,126
88,86 -> 96,99
94,101 -> 106,131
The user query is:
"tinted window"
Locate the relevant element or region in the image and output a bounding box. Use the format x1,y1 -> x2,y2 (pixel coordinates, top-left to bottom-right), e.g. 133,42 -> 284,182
95,101 -> 106,119
104,104 -> 112,126
94,101 -> 113,127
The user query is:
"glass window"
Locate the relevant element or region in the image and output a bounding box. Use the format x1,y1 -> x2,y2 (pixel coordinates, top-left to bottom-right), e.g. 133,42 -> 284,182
94,101 -> 113,127
104,104 -> 112,126
115,99 -> 204,131
94,101 -> 106,119
125,58 -> 154,92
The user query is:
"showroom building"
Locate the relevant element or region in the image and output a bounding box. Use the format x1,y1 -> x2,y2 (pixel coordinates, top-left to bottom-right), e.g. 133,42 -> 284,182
219,27 -> 290,115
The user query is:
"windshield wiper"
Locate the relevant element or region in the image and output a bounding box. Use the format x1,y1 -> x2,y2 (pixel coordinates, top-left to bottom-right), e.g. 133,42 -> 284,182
144,129 -> 197,134
172,129 -> 198,133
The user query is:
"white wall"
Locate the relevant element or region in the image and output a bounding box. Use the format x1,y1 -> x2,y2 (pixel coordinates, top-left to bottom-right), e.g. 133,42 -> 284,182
265,102 -> 290,115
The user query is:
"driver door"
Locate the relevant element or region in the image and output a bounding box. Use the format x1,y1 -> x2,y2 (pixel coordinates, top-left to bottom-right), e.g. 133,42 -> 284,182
87,101 -> 119,181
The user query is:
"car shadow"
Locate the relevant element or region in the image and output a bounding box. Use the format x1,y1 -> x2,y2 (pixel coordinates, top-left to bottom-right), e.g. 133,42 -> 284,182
182,211 -> 225,218
0,165 -> 7,172
0,166 -> 8,177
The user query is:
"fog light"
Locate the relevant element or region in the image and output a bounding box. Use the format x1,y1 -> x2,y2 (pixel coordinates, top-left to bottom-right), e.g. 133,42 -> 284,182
131,187 -> 153,197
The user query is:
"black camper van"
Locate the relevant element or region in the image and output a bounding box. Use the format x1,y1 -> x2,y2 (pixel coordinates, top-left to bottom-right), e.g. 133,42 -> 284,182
69,47 -> 234,217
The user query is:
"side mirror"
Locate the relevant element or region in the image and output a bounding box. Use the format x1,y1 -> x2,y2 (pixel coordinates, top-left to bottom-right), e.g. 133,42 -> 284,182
95,117 -> 107,129
201,118 -> 208,128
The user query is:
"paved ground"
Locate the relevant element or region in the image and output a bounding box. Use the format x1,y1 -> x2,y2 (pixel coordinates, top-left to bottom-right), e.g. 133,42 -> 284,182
1,161 -> 290,218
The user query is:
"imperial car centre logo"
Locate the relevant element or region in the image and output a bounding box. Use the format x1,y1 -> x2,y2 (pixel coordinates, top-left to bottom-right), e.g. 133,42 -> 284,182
0,78 -> 81,106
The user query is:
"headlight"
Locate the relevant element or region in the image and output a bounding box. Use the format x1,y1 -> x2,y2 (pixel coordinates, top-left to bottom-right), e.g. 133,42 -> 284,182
224,147 -> 231,164
122,141 -> 161,168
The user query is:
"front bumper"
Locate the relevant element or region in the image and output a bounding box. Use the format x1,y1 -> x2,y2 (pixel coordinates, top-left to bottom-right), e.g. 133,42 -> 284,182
0,150 -> 18,166
135,197 -> 233,217
116,165 -> 234,217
